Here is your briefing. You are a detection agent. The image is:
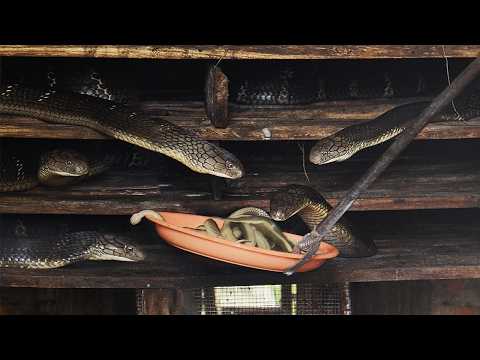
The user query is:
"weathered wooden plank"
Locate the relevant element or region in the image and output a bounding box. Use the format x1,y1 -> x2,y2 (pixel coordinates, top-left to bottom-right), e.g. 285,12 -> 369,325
0,288 -> 136,315
137,288 -> 184,315
351,280 -> 434,314
1,210 -> 480,288
0,45 -> 479,59
351,279 -> 480,315
2,98 -> 480,140
0,115 -> 107,139
0,153 -> 477,214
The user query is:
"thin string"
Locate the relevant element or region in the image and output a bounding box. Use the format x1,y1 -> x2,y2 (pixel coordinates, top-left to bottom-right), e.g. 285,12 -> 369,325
214,49 -> 228,69
442,45 -> 463,120
297,142 -> 310,183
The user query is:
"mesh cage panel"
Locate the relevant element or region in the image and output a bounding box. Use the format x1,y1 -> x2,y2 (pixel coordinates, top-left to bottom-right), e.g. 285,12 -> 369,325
190,283 -> 350,315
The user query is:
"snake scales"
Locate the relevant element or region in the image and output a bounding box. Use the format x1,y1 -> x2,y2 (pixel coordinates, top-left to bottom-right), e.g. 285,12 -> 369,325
227,61 -> 480,164
269,184 -> 376,257
0,64 -> 242,268
0,230 -> 145,269
0,215 -> 145,269
0,83 -> 244,184
0,144 -> 117,191
2,60 -> 478,269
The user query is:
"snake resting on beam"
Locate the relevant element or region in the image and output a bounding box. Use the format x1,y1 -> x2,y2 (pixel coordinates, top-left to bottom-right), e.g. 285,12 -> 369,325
0,84 -> 244,186
0,147 -> 116,192
228,61 -> 480,164
0,229 -> 145,269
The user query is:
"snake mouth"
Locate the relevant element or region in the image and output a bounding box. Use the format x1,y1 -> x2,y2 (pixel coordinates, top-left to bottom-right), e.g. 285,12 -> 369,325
270,205 -> 305,222
310,157 -> 337,165
50,170 -> 86,177
209,155 -> 245,179
212,168 -> 244,179
270,210 -> 289,221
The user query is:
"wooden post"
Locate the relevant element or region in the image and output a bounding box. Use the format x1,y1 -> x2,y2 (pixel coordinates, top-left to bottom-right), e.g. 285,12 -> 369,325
136,288 -> 185,315
205,64 -> 230,128
287,56 -> 480,275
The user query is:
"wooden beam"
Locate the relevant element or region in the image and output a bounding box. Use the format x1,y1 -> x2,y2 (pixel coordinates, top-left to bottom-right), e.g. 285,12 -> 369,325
0,45 -> 478,60
351,279 -> 480,315
2,98 -> 480,141
0,288 -> 136,314
1,209 -> 480,288
136,288 -> 184,315
0,153 -> 478,214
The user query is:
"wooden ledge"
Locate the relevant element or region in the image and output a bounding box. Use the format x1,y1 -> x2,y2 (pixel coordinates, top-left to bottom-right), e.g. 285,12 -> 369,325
0,45 -> 479,60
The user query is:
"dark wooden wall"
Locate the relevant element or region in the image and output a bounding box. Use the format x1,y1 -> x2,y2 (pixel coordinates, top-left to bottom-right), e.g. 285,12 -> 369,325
0,288 -> 137,315
351,279 -> 480,315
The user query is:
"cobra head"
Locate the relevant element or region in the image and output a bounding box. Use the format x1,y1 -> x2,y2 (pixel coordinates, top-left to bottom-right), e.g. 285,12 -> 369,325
40,149 -> 89,178
90,233 -> 146,262
270,184 -> 315,221
309,136 -> 355,165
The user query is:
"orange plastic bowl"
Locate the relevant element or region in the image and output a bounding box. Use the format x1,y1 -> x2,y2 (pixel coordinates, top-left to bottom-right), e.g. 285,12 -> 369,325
143,211 -> 339,273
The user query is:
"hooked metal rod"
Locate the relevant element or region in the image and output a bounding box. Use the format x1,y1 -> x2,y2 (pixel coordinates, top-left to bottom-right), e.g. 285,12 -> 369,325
286,55 -> 480,275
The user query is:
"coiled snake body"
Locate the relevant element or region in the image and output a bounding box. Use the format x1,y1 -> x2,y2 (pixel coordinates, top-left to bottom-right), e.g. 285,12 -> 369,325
270,184 -> 376,257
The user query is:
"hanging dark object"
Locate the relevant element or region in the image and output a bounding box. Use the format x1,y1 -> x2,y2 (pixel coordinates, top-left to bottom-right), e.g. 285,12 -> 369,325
205,64 -> 230,128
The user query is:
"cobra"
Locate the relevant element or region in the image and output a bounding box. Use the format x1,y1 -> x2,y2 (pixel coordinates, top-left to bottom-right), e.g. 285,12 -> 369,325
0,84 -> 244,179
269,184 -> 376,257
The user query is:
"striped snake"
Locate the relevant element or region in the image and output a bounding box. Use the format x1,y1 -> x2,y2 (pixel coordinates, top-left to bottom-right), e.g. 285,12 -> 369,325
0,146 -> 116,192
0,84 -> 244,182
269,184 -> 376,257
228,61 -> 480,164
0,223 -> 145,269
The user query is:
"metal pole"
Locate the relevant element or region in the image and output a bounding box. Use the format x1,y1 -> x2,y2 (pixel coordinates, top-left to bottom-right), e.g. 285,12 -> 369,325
286,56 -> 480,275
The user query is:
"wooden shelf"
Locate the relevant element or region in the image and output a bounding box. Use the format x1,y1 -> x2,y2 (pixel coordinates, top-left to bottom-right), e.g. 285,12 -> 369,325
0,152 -> 478,214
2,98 -> 480,141
0,45 -> 479,60
1,210 -> 479,288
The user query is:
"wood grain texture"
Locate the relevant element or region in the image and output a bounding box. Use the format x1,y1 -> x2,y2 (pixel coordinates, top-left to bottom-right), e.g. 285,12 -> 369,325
137,288 -> 184,315
0,153 -> 478,214
0,45 -> 479,59
1,210 -> 480,288
351,279 -> 480,315
0,288 -> 136,314
351,280 -> 434,314
2,98 -> 480,140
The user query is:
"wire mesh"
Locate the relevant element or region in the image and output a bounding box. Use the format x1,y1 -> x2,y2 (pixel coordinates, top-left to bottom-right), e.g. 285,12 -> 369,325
190,283 -> 349,315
